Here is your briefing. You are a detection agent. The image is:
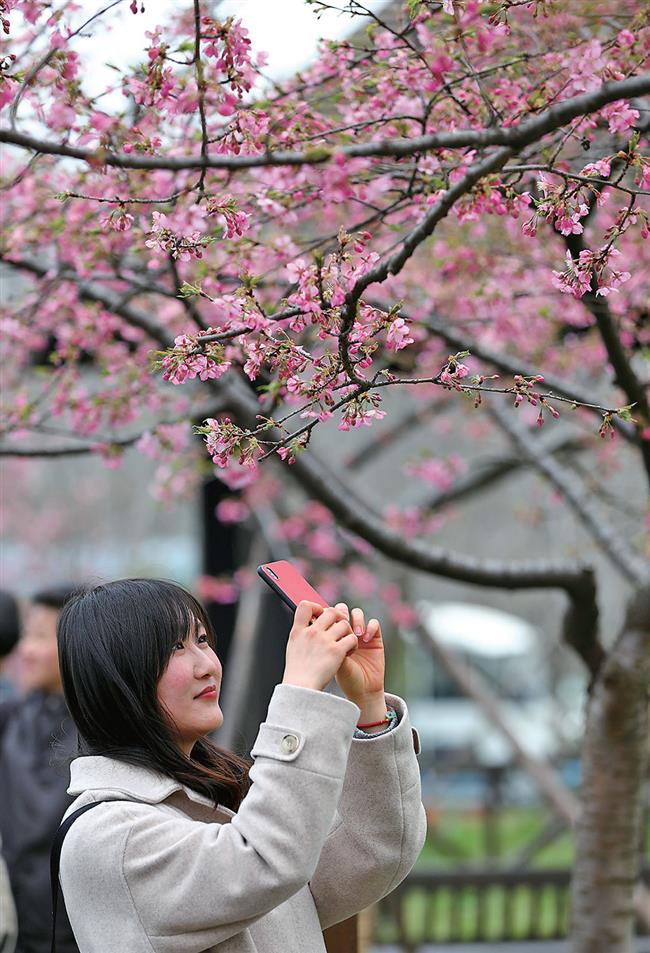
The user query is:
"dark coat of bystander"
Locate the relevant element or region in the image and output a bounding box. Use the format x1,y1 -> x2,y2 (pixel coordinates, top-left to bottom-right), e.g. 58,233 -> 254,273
0,691 -> 79,953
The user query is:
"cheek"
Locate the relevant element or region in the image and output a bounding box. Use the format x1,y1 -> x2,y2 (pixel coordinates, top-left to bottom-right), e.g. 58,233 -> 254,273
21,639 -> 55,667
157,659 -> 191,708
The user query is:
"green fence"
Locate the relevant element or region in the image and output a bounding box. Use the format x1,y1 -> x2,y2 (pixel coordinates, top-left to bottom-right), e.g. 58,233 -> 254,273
375,866 -> 650,948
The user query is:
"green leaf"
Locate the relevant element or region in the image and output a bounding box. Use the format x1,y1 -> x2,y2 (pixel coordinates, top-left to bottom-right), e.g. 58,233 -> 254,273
178,282 -> 201,298
628,130 -> 641,153
257,380 -> 283,397
616,403 -> 637,423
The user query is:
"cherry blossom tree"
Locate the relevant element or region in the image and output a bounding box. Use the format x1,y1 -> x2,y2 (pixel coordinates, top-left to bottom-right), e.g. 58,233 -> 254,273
1,1 -> 649,949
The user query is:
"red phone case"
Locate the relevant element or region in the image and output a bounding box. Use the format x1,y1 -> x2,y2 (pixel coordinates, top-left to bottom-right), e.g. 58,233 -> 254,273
257,560 -> 329,612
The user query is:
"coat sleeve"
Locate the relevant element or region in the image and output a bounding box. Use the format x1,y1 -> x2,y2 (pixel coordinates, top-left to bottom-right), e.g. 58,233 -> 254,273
61,685 -> 360,953
308,692 -> 427,929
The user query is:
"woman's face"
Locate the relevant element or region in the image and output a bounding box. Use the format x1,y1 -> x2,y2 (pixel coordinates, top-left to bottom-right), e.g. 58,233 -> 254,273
157,622 -> 223,756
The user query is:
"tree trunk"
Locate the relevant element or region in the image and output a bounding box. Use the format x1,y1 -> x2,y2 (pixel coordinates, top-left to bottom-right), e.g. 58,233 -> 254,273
570,586 -> 650,953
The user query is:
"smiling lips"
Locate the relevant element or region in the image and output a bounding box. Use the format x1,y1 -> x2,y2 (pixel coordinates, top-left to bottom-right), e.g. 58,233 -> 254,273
195,685 -> 218,699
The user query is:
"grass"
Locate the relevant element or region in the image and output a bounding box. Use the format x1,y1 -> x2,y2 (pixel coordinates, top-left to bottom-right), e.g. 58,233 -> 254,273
416,806 -> 575,869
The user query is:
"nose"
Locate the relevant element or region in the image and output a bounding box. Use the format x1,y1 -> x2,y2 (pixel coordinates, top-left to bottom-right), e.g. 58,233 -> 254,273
18,637 -> 37,661
192,644 -> 220,679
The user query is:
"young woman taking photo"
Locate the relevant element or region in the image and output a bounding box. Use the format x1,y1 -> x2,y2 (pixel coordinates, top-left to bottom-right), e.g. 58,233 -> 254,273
55,578 -> 426,953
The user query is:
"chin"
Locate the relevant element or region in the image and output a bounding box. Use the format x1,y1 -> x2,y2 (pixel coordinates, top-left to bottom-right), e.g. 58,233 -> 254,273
210,711 -> 225,731
201,709 -> 224,734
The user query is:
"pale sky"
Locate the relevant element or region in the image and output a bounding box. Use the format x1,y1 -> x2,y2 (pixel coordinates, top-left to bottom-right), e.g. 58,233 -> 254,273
75,0 -> 392,103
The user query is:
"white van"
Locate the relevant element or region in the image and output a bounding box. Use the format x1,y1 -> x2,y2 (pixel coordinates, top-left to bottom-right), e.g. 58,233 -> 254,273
402,601 -> 584,769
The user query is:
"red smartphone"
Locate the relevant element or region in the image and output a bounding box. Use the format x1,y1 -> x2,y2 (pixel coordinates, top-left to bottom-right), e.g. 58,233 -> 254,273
257,560 -> 329,613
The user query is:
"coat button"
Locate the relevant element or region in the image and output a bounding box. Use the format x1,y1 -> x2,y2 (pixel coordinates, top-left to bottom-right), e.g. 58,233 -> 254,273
280,733 -> 299,754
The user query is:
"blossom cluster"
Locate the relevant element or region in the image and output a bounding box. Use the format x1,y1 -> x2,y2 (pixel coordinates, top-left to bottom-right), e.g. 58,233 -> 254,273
511,374 -> 561,427
160,332 -> 232,385
552,247 -> 631,300
522,174 -> 596,239
206,194 -> 251,239
200,15 -> 256,97
338,392 -> 387,432
439,352 -> 471,389
145,211 -> 215,262
200,416 -> 260,472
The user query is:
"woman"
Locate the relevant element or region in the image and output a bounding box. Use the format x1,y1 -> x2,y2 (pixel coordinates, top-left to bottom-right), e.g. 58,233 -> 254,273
56,578 -> 426,953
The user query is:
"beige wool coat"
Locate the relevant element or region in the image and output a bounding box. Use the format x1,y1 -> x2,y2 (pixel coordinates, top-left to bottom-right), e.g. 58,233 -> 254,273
59,685 -> 426,953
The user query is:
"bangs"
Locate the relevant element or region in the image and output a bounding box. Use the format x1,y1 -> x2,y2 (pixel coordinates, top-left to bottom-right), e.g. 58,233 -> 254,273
149,581 -> 217,661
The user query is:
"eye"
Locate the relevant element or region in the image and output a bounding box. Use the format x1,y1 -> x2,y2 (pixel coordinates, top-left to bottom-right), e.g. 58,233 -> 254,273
172,640 -> 185,651
197,634 -> 210,646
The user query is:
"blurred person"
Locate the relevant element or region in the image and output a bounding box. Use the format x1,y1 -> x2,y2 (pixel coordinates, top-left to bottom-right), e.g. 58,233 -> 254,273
0,589 -> 21,953
52,578 -> 426,952
0,589 -> 21,703
0,585 -> 80,953
0,846 -> 18,953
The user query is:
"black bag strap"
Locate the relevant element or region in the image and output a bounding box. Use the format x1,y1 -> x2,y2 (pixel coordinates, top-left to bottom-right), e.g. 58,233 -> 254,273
50,799 -> 115,953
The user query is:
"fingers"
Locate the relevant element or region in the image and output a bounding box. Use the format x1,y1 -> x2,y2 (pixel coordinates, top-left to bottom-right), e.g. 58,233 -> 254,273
316,606 -> 351,632
293,600 -> 325,629
330,619 -> 355,641
328,604 -> 381,643
337,632 -> 359,657
363,618 -> 381,643
330,602 -> 366,638
351,608 -> 380,643
317,607 -> 341,629
297,600 -> 380,644
350,606 -> 365,637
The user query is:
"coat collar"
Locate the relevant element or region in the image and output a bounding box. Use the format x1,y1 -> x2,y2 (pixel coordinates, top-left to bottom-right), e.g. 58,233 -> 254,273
67,755 -> 233,814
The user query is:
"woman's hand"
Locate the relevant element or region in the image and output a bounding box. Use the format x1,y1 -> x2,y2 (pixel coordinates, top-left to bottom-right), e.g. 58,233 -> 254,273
282,601 -> 359,693
333,603 -> 386,713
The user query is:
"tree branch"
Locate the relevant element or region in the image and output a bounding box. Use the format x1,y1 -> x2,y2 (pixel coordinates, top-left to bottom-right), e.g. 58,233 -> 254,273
339,144 -> 515,381
335,75 -> 650,377
224,375 -> 590,591
341,394 -> 589,511
415,311 -> 637,443
192,0 -> 209,198
1,256 -> 175,348
167,255 -> 209,331
342,396 -> 451,468
421,432 -> 589,512
488,401 -> 649,587
1,75 -> 647,170
564,231 -> 650,488
0,399 -> 229,457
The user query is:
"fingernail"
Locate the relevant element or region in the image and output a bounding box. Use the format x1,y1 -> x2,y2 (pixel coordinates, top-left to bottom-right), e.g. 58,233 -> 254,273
354,626 -> 363,636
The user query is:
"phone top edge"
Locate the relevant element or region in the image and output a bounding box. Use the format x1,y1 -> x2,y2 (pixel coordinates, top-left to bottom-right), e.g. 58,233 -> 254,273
257,565 -> 297,611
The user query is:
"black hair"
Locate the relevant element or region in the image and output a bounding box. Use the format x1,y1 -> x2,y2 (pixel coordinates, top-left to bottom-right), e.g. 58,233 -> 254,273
0,590 -> 20,658
33,584 -> 79,612
57,578 -> 250,810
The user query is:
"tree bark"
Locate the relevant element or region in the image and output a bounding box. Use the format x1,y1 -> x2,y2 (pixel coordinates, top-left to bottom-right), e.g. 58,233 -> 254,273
570,586 -> 650,953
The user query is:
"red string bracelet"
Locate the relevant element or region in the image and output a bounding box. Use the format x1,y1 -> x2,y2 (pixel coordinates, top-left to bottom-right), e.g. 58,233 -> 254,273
357,713 -> 390,729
